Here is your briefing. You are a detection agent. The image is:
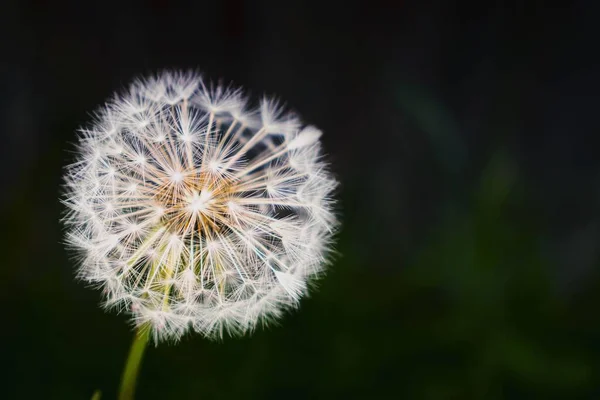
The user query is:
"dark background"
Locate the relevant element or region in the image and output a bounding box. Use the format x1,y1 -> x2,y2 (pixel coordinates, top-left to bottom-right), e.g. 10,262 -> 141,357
2,1 -> 600,398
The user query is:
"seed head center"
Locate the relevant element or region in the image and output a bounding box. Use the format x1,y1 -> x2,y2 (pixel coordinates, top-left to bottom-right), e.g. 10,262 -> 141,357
188,189 -> 213,212
156,173 -> 236,236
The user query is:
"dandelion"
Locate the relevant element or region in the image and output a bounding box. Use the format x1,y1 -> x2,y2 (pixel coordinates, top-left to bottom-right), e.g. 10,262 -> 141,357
62,71 -> 337,398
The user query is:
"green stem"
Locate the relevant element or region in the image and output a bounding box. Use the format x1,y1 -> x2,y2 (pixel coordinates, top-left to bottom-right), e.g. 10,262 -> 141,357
118,326 -> 150,400
91,390 -> 102,400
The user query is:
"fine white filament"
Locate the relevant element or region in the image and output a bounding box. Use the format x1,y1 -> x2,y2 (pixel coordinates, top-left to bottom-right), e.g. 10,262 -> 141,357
62,71 -> 337,342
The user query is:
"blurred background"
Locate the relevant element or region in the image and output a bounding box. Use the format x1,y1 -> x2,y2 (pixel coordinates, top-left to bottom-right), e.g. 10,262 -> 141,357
1,1 -> 599,398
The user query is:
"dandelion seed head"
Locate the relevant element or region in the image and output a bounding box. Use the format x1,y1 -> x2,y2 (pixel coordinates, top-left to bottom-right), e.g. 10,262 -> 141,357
62,70 -> 338,343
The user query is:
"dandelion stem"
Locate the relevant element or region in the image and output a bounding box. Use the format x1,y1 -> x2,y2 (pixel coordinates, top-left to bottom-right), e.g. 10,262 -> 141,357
118,326 -> 150,400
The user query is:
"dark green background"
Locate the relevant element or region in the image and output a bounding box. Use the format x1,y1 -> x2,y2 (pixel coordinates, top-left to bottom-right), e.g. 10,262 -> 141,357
2,1 -> 599,398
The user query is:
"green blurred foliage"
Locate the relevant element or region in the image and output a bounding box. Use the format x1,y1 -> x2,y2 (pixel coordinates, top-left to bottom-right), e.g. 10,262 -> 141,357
401,153 -> 591,398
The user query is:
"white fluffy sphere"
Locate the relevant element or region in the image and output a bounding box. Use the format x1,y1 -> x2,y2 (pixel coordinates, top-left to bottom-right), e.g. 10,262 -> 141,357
62,71 -> 337,342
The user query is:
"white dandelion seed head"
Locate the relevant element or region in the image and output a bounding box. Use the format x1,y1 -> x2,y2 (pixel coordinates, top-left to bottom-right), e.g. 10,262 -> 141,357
62,70 -> 338,343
